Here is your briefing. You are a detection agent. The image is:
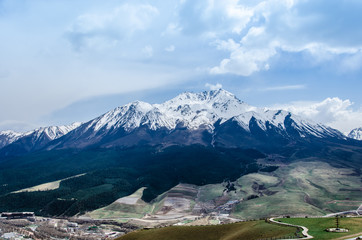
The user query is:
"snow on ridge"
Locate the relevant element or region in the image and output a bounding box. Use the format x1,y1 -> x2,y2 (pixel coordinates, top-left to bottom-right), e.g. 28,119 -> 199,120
348,127 -> 362,140
91,101 -> 154,132
56,89 -> 344,141
26,122 -> 82,141
232,110 -> 288,132
155,89 -> 258,129
87,89 -> 251,132
0,130 -> 23,147
0,130 -> 23,138
230,109 -> 343,139
42,122 -> 82,140
0,122 -> 82,149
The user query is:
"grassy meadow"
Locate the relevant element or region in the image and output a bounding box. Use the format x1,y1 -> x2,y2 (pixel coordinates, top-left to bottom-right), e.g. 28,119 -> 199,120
280,217 -> 362,240
117,220 -> 298,240
232,161 -> 362,219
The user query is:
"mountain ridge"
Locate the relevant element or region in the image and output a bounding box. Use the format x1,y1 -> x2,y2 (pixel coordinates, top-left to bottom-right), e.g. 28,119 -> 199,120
0,89 -> 349,156
0,122 -> 81,155
45,89 -> 345,150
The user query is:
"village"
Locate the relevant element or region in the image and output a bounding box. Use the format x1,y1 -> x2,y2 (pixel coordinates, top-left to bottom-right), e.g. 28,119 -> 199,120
0,212 -> 137,240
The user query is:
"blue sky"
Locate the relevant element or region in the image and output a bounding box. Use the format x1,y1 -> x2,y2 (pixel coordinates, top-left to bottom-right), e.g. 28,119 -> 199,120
1,0 -> 362,133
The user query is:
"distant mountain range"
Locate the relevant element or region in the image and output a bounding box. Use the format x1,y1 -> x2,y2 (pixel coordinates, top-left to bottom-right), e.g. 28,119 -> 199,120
0,89 -> 361,217
0,89 -> 354,156
0,123 -> 81,155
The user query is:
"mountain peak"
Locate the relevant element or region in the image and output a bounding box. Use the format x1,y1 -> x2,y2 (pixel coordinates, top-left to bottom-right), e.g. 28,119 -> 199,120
167,89 -> 239,104
127,100 -> 153,112
208,88 -> 235,97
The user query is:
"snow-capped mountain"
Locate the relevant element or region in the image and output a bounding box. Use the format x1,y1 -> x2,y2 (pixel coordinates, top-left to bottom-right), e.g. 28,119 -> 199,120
0,130 -> 23,149
86,89 -> 256,132
67,89 -> 340,135
0,89 -> 348,156
0,122 -> 81,155
348,127 -> 362,140
29,123 -> 82,141
44,89 -> 344,150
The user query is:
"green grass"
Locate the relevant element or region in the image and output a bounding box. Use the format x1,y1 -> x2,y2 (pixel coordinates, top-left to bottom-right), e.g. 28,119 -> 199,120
280,217 -> 362,240
232,160 -> 362,219
116,220 -> 298,240
233,191 -> 325,219
198,184 -> 225,202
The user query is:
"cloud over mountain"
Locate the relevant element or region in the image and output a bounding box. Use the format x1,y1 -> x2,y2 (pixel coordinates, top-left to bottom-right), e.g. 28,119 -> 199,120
272,97 -> 362,134
66,3 -> 159,51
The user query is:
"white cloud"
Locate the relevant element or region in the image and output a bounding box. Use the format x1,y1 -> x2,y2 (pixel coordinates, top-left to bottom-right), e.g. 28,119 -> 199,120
270,98 -> 362,134
177,0 -> 254,36
209,0 -> 362,76
213,39 -> 240,51
162,23 -> 182,36
339,50 -> 362,72
261,85 -> 306,91
209,3 -> 283,76
210,45 -> 276,76
67,3 -> 159,51
205,83 -> 222,90
165,45 -> 175,52
142,45 -> 153,58
224,2 -> 254,34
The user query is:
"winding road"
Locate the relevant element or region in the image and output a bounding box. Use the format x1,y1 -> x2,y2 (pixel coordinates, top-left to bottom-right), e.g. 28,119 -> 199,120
269,217 -> 313,239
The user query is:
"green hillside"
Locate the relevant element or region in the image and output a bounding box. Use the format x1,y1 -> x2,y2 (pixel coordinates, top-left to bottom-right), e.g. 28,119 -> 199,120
232,160 -> 362,219
280,217 -> 362,240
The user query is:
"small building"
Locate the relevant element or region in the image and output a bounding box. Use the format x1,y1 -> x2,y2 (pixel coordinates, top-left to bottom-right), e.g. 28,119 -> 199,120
0,212 -> 35,220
